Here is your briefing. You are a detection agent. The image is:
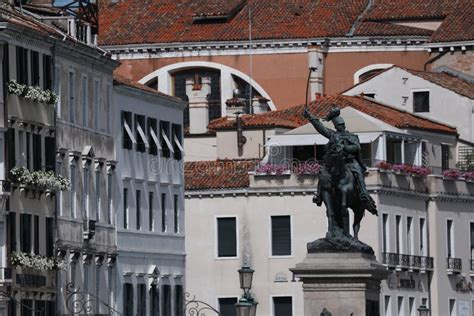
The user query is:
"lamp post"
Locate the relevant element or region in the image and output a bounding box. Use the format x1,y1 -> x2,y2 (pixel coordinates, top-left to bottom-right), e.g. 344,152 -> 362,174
417,304 -> 429,316
236,266 -> 258,316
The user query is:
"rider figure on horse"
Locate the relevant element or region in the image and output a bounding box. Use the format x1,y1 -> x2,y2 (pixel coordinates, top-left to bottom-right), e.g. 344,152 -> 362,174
303,106 -> 369,206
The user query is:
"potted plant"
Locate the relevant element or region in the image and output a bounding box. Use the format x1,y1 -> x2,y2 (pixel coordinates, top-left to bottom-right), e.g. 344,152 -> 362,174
442,169 -> 461,180
376,161 -> 392,173
294,161 -> 320,176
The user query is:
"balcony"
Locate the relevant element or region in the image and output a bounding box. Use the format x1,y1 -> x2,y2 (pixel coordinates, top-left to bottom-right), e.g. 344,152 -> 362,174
381,253 -> 433,272
446,257 -> 462,274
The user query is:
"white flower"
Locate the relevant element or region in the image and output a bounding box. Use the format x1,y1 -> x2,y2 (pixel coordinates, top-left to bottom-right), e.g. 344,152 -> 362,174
7,80 -> 57,105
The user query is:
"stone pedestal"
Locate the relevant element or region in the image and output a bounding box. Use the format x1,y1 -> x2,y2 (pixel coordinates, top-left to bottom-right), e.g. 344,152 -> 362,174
290,252 -> 389,316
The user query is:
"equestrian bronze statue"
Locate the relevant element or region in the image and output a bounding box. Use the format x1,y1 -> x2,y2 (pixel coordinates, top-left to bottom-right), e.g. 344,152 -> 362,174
303,106 -> 378,254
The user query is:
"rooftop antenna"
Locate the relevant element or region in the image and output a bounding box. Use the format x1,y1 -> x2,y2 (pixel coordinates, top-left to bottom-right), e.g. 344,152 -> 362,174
248,1 -> 253,114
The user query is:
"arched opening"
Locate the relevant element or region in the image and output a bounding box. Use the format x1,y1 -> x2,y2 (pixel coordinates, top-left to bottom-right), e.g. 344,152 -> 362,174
353,64 -> 393,84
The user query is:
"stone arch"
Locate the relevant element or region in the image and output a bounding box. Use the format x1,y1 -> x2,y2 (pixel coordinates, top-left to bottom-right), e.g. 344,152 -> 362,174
139,61 -> 276,114
353,64 -> 393,84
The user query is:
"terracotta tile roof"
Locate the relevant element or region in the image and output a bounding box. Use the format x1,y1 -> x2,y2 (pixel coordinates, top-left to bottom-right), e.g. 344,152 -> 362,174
354,21 -> 433,37
113,74 -> 181,101
98,0 -> 368,45
209,95 -> 457,135
428,4 -> 474,43
403,69 -> 474,99
185,159 -> 258,190
193,0 -> 246,19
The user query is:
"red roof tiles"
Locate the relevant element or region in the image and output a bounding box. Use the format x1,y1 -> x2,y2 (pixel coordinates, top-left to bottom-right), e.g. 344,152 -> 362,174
354,21 -> 433,37
185,159 -> 258,190
113,74 -> 181,101
209,95 -> 457,135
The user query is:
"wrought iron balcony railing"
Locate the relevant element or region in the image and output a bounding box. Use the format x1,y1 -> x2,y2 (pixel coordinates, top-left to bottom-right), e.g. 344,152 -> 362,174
446,257 -> 462,273
382,253 -> 433,271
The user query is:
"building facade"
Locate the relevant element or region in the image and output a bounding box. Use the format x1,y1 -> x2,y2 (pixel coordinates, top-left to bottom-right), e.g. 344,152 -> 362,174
113,76 -> 186,316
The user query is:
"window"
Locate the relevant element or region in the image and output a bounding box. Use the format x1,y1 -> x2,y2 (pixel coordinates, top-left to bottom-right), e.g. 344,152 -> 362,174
447,220 -> 454,258
136,190 -> 141,230
69,70 -> 75,123
70,164 -> 76,218
413,91 -> 429,113
46,217 -> 54,257
54,66 -> 61,117
135,114 -> 148,152
45,136 -> 55,171
384,295 -> 391,316
21,300 -> 33,316
6,128 -> 15,172
81,75 -> 88,126
470,222 -> 474,261
382,214 -> 389,253
174,194 -> 179,233
219,297 -> 237,316
83,165 -> 90,219
8,213 -> 16,252
123,188 -> 129,229
33,134 -> 42,171
161,193 -> 166,232
441,144 -> 450,171
407,217 -> 413,255
30,51 -> 40,86
397,296 -> 403,316
160,121 -> 172,158
122,111 -> 135,150
16,46 -> 29,85
273,297 -> 292,316
106,84 -> 111,133
271,215 -> 291,256
396,215 -> 401,254
217,217 -> 237,257
162,284 -> 171,316
175,285 -> 184,316
409,297 -> 415,316
43,55 -> 52,90
123,283 -> 133,316
149,192 -> 154,231
172,124 -> 184,160
148,118 -> 159,155
420,218 -> 426,256
20,213 -> 32,253
95,170 -> 101,222
137,284 -> 147,316
449,299 -> 455,316
34,215 -> 39,254
93,80 -> 100,130
107,173 -> 113,225
150,284 -> 160,316
26,132 -> 31,170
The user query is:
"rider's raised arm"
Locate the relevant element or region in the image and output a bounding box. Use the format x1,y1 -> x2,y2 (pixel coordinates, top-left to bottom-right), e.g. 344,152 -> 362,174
304,109 -> 334,139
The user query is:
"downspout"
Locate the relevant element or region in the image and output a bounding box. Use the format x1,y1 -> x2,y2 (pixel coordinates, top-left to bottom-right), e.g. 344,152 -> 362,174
425,198 -> 432,316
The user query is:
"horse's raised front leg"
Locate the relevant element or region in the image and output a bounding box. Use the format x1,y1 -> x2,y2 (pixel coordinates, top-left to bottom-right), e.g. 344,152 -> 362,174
352,208 -> 364,240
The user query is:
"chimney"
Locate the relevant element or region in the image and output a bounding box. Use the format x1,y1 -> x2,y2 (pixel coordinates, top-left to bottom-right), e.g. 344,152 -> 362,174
251,96 -> 269,114
225,88 -> 246,117
186,76 -> 211,134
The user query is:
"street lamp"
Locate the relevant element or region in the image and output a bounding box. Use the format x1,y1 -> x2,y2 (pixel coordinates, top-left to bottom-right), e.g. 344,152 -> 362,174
417,304 -> 429,316
236,266 -> 258,316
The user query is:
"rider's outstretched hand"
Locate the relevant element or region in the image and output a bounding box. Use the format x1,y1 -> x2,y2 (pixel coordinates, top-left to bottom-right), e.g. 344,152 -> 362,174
303,108 -> 314,120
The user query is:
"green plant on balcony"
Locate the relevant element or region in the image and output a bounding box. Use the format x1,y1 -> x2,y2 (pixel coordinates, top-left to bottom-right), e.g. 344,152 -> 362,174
7,79 -> 57,105
10,166 -> 70,191
11,251 -> 64,271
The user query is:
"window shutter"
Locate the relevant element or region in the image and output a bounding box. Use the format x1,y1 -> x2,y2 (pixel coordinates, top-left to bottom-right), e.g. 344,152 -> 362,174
122,111 -> 133,149
217,218 -> 237,257
271,216 -> 291,256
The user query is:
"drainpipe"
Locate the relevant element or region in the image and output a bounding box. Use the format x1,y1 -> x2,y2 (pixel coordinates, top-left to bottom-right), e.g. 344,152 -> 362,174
425,198 -> 432,316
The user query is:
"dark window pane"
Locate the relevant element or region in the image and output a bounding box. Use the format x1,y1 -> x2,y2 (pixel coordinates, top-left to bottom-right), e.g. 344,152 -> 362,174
272,216 -> 291,256
217,217 -> 237,257
123,283 -> 134,316
174,194 -> 179,233
148,117 -> 158,155
30,51 -> 40,86
20,214 -> 32,253
150,284 -> 160,316
46,217 -> 54,257
175,285 -> 184,316
161,193 -> 166,232
219,297 -> 237,316
123,188 -> 128,229
6,128 -> 15,173
273,297 -> 292,316
163,284 -> 171,316
33,134 -> 42,171
137,284 -> 147,316
43,55 -> 52,90
21,299 -> 33,316
34,215 -> 39,254
16,46 -> 28,85
413,91 -> 430,113
441,144 -> 450,171
45,136 -> 56,171
136,190 -> 141,230
8,212 -> 16,252
160,121 -> 171,158
172,124 -> 183,160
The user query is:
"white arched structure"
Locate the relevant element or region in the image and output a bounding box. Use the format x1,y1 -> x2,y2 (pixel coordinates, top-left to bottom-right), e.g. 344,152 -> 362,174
353,63 -> 393,84
139,61 -> 276,114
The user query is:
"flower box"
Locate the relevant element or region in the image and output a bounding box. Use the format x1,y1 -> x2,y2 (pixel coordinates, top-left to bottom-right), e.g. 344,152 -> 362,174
10,167 -> 70,191
7,80 -> 57,105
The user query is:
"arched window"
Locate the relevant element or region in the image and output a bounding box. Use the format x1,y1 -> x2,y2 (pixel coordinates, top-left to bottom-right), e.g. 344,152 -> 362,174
353,64 -> 393,84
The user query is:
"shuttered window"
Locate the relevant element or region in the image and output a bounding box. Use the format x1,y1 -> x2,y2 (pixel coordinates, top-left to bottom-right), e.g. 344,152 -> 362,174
163,284 -> 171,316
273,297 -> 292,316
135,114 -> 147,152
219,297 -> 237,316
160,121 -> 171,158
148,118 -> 158,155
122,111 -> 133,149
271,216 -> 291,256
217,217 -> 237,257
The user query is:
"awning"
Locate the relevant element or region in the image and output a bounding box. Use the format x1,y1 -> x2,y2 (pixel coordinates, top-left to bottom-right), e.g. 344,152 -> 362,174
150,128 -> 162,149
265,132 -> 381,147
174,135 -> 185,153
123,121 -> 137,144
162,129 -> 174,153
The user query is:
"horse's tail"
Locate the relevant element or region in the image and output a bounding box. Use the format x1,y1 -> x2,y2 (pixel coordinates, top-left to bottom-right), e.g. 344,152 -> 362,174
366,195 -> 378,216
